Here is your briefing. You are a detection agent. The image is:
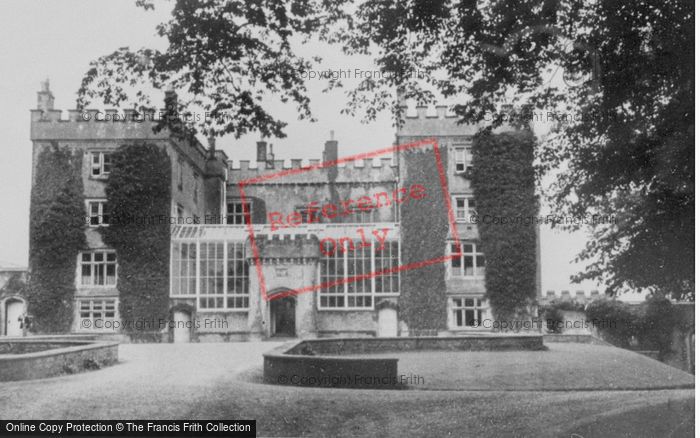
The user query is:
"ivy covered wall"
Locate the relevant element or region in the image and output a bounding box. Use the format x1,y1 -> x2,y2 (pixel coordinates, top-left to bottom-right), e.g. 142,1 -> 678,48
27,143 -> 86,333
100,143 -> 172,339
399,145 -> 449,331
472,130 -> 539,321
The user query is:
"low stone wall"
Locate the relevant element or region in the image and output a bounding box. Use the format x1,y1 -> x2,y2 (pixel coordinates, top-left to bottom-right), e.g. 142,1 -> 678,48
264,347 -> 399,389
543,334 -> 610,345
287,335 -> 544,355
0,340 -> 119,381
264,334 -> 543,389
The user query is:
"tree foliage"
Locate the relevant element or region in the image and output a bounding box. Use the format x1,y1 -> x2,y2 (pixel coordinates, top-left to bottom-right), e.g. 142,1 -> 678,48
585,294 -> 676,356
77,0 -> 350,139
100,144 -> 172,338
80,0 -> 694,298
28,144 -> 86,333
333,0 -> 694,299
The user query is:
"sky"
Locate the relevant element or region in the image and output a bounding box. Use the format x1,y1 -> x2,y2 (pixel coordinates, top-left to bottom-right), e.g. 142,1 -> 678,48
0,0 -> 600,295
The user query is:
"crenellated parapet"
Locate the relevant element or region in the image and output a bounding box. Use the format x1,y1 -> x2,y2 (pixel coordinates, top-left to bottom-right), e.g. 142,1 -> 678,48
248,234 -> 320,262
543,290 -> 601,302
30,107 -> 230,172
229,157 -> 398,185
397,103 -> 518,139
397,104 -> 482,138
30,81 -> 228,168
31,108 -> 176,140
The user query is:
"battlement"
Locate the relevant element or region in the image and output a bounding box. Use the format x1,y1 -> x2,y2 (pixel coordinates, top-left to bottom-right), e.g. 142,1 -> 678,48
30,108 -> 183,141
30,108 -> 171,123
397,103 -> 482,138
29,82 -> 229,168
403,104 -> 458,120
228,157 -> 398,185
543,290 -> 601,301
396,102 -> 518,139
229,156 -> 396,171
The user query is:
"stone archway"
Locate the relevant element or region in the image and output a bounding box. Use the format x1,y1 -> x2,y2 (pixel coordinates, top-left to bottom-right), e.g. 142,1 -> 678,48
376,299 -> 399,337
268,289 -> 296,337
170,304 -> 194,343
4,297 -> 26,337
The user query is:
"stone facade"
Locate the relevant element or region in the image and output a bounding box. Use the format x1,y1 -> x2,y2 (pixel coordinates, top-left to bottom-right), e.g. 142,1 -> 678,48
0,266 -> 28,336
27,82 -> 540,341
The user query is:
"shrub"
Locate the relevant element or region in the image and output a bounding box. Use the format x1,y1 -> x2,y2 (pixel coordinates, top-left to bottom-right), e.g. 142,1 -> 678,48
584,298 -> 637,347
541,306 -> 564,333
548,298 -> 586,313
635,294 -> 675,357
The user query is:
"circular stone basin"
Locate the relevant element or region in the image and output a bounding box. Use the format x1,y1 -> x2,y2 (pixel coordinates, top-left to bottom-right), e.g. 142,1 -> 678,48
263,337 -> 694,391
263,334 -> 544,389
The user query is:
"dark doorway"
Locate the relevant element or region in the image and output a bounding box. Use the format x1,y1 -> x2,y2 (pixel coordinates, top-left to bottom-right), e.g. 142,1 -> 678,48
271,296 -> 296,337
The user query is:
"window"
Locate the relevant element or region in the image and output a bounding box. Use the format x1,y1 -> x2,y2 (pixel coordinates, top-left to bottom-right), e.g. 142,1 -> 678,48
319,239 -> 400,309
79,299 -> 117,330
453,196 -> 477,222
296,205 -> 384,224
451,297 -> 486,328
90,152 -> 113,178
171,242 -> 196,296
171,241 -> 249,309
226,242 -> 249,309
319,241 -> 345,308
199,242 -> 224,309
375,241 -> 400,293
86,200 -> 109,226
454,146 -> 472,174
449,242 -> 485,277
226,201 -> 252,225
79,251 -> 117,287
349,207 -> 380,224
346,242 -> 372,307
295,205 -> 320,223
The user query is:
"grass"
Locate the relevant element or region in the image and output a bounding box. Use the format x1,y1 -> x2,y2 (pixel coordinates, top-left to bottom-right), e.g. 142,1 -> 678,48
359,343 -> 695,391
0,342 -> 694,437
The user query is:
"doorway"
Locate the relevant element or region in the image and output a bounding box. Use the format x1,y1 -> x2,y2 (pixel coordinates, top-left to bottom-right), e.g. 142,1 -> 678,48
270,296 -> 296,337
377,307 -> 398,337
172,310 -> 192,343
5,299 -> 25,337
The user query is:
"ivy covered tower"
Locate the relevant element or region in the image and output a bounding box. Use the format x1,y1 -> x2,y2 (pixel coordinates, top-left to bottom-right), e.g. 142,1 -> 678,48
396,102 -> 541,332
28,82 -> 228,335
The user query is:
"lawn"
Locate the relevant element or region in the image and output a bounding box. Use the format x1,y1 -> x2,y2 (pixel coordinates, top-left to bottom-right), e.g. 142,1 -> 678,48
0,342 -> 694,437
360,343 -> 695,391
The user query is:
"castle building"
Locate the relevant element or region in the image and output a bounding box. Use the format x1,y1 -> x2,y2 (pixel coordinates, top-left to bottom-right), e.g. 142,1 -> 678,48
27,82 -> 540,341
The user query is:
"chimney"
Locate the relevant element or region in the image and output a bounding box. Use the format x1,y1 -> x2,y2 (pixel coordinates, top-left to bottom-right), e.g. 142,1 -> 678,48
37,79 -> 54,112
207,136 -> 216,157
256,141 -> 267,162
323,131 -> 338,163
266,144 -> 275,169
